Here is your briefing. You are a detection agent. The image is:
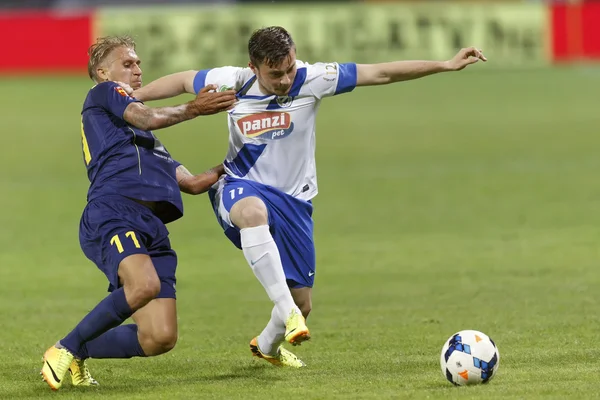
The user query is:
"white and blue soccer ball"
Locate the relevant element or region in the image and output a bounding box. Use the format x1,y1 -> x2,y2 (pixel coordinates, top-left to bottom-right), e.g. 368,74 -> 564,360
440,330 -> 500,386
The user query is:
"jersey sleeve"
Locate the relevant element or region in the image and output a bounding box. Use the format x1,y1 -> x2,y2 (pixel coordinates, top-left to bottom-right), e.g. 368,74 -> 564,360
306,62 -> 357,99
193,67 -> 246,94
89,81 -> 141,119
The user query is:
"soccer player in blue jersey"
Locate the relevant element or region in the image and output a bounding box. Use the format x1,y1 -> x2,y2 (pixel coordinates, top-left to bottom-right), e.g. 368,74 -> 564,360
40,36 -> 236,391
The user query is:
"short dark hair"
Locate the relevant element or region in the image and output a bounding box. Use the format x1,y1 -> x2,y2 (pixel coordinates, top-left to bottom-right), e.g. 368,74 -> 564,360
248,26 -> 295,68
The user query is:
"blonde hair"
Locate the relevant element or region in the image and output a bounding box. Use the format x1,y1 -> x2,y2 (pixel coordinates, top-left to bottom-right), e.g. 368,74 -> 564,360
87,35 -> 136,82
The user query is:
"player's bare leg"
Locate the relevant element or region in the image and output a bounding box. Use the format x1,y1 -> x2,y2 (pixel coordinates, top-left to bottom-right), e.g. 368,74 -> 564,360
291,287 -> 312,320
70,259 -> 176,386
132,298 -> 178,356
230,196 -> 309,346
77,255 -> 175,360
42,254 -> 160,390
118,254 -> 163,309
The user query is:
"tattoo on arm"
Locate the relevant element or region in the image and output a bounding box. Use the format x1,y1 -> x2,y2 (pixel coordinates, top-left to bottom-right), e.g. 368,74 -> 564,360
176,165 -> 193,183
202,164 -> 225,177
123,102 -> 196,131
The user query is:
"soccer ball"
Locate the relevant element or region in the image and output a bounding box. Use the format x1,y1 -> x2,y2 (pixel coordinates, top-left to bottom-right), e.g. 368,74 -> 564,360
440,330 -> 500,386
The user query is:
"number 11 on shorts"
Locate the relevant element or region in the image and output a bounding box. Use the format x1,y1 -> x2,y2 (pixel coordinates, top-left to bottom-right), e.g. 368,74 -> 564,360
110,231 -> 141,253
230,187 -> 244,199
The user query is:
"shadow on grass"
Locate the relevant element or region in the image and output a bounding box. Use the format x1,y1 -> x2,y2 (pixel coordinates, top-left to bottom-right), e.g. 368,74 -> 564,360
5,363 -> 284,399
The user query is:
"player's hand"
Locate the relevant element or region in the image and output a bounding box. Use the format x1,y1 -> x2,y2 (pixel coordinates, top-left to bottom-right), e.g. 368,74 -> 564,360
446,47 -> 487,71
115,81 -> 134,96
189,84 -> 237,115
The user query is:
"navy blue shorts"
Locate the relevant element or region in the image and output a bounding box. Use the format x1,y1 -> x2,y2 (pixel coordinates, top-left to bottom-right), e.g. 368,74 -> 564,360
209,176 -> 316,288
79,195 -> 177,298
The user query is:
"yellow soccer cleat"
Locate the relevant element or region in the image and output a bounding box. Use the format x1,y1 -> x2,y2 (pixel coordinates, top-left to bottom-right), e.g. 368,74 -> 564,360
69,358 -> 99,386
40,346 -> 74,391
284,310 -> 310,346
250,337 -> 306,368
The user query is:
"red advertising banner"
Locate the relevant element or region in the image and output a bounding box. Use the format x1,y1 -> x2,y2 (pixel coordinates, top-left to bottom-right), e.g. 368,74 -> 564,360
552,3 -> 600,61
0,11 -> 93,73
0,3 -> 597,71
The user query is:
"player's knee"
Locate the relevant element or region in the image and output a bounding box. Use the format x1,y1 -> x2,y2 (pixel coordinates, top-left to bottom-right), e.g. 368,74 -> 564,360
231,198 -> 268,228
141,327 -> 178,355
152,329 -> 178,354
240,205 -> 268,227
120,255 -> 161,309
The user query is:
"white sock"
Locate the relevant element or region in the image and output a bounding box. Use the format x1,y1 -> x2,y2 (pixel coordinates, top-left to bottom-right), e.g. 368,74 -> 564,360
241,225 -> 300,321
257,306 -> 286,356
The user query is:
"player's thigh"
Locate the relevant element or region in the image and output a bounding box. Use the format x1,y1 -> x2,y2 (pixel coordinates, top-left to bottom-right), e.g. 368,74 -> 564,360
222,181 -> 268,228
118,254 -> 160,295
229,196 -> 269,228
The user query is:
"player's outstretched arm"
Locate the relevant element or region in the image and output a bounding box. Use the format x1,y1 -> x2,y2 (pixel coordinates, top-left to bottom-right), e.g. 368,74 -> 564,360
356,47 -> 486,86
123,85 -> 236,131
176,164 -> 225,195
133,71 -> 198,101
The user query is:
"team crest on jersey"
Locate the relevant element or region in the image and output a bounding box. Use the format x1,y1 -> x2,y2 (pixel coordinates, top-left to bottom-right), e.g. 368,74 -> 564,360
237,112 -> 294,140
114,86 -> 129,97
276,95 -> 293,108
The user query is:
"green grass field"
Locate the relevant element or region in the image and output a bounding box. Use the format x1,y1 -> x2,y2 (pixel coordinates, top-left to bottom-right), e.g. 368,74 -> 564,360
1,67 -> 600,399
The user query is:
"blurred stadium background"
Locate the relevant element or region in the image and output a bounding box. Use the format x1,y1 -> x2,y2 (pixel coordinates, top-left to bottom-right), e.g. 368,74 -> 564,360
1,0 -> 599,399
